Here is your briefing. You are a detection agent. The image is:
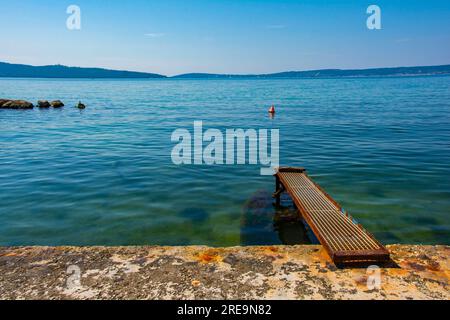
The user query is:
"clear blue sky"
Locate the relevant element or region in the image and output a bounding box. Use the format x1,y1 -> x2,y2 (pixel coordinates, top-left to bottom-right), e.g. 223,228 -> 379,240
0,0 -> 449,75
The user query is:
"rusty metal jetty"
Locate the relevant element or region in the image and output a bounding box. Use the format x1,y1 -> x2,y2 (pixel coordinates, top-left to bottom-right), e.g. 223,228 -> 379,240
274,167 -> 390,265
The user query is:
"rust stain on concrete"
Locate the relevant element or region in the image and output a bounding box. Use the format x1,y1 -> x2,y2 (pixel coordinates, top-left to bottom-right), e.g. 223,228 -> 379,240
195,249 -> 223,264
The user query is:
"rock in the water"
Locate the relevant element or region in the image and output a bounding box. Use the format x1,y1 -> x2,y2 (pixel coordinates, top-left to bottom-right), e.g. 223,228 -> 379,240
51,100 -> 64,108
77,101 -> 86,109
0,100 -> 34,109
37,100 -> 51,108
0,99 -> 11,107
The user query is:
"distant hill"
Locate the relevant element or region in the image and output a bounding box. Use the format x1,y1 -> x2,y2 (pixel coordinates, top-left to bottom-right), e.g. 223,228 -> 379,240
0,62 -> 165,78
173,65 -> 450,79
1,61 -> 449,79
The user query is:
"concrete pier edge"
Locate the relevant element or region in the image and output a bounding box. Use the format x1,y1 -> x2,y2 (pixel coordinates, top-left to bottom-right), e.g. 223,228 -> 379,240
0,244 -> 448,300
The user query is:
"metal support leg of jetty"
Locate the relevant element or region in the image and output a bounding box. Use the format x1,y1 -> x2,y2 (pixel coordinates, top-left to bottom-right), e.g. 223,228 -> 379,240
273,176 -> 282,206
273,167 -> 390,266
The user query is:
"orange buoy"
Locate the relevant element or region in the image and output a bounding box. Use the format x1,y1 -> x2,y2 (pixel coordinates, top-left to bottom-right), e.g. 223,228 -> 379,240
268,105 -> 275,113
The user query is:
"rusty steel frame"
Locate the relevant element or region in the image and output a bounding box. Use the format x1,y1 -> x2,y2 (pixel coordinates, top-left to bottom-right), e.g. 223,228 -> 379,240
274,167 -> 390,265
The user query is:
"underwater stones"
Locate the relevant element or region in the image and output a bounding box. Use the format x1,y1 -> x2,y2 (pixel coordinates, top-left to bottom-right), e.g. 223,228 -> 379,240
50,100 -> 64,108
0,99 -> 34,109
37,100 -> 51,108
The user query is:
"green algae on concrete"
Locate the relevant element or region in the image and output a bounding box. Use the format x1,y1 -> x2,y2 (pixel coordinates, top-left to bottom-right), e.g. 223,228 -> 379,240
0,245 -> 448,300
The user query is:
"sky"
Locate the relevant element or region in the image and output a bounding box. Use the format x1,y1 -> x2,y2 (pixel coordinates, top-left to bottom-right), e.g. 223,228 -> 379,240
0,0 -> 449,76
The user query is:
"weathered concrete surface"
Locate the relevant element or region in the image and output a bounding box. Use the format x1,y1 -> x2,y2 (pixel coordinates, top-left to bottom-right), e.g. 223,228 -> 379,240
0,245 -> 448,300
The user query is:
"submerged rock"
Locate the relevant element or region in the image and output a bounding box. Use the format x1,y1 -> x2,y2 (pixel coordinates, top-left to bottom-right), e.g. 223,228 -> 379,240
51,100 -> 64,108
240,190 -> 280,245
0,99 -> 34,109
77,101 -> 86,109
37,100 -> 51,108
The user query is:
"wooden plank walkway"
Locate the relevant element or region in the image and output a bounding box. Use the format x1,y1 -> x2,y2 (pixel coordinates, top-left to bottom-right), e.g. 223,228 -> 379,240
274,167 -> 390,265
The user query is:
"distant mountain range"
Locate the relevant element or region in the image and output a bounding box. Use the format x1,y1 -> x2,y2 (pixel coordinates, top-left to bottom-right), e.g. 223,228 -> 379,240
1,61 -> 449,79
173,65 -> 450,79
0,62 -> 165,79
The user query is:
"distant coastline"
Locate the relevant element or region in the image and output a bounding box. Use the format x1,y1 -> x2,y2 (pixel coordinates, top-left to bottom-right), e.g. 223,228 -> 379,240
1,61 -> 449,79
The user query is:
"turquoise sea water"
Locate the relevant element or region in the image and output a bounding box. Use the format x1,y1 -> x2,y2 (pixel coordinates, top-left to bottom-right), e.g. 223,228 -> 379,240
0,76 -> 449,246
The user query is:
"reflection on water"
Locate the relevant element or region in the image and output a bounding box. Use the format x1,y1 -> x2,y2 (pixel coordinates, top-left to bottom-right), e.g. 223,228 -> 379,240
240,189 -> 317,245
273,205 -> 315,245
275,221 -> 311,245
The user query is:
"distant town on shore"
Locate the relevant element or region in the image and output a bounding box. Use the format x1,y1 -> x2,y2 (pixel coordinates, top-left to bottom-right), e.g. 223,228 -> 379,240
1,61 -> 449,79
